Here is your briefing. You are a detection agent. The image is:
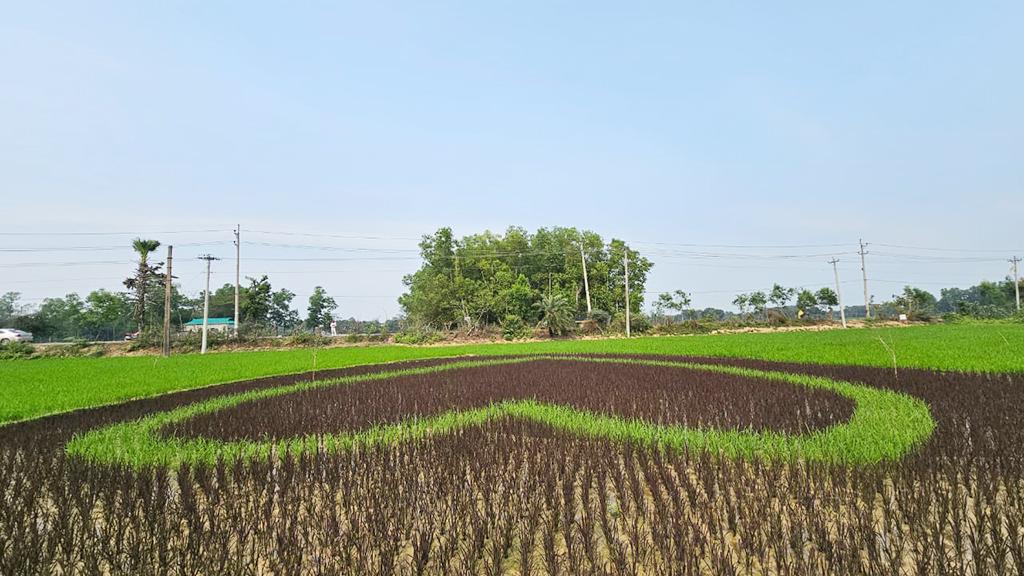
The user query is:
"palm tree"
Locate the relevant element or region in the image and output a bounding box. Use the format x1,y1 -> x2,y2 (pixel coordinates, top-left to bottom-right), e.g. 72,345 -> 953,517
533,293 -> 574,337
124,238 -> 161,331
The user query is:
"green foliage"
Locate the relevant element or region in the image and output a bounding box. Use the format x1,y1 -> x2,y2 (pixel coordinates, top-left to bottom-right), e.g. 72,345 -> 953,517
123,238 -> 163,331
654,290 -> 692,322
0,341 -> 35,360
533,293 -> 575,336
587,309 -> 611,327
393,330 -> 442,345
269,288 -> 301,333
769,284 -> 797,316
399,227 -> 651,330
893,286 -> 938,320
242,275 -> 272,325
796,289 -> 819,318
305,286 -> 337,329
748,291 -> 768,320
501,314 -> 529,341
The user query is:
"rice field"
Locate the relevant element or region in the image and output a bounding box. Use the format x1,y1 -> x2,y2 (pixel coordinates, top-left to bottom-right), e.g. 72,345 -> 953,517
1,345 -> 1023,574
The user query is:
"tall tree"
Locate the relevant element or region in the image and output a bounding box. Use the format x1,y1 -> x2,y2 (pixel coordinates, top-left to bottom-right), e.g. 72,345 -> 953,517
241,275 -> 273,326
769,284 -> 796,317
0,292 -> 26,326
655,290 -> 692,323
748,291 -> 768,321
123,238 -> 162,331
795,289 -> 818,318
815,287 -> 839,320
269,288 -> 301,333
306,286 -> 337,329
732,293 -> 750,318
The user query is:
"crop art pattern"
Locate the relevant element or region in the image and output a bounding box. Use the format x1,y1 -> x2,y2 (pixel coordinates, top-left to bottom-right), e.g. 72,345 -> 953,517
2,355 -> 1024,575
66,356 -> 932,466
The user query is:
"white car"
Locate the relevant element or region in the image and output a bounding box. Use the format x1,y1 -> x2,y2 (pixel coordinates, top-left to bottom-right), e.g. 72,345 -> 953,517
0,328 -> 33,344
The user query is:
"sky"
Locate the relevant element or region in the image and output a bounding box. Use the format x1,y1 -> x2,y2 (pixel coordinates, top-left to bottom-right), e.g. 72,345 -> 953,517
2,1 -> 1022,319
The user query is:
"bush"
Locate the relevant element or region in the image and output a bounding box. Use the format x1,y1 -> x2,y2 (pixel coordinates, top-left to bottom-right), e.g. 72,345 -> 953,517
501,315 -> 530,341
284,332 -> 332,348
611,313 -> 650,334
0,340 -> 35,360
587,309 -> 611,327
393,330 -> 442,345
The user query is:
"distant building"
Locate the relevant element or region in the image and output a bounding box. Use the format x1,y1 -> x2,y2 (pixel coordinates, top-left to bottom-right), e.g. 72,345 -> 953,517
183,317 -> 234,333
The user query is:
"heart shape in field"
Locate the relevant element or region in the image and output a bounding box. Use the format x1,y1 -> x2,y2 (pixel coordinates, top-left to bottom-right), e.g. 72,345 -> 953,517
66,356 -> 935,467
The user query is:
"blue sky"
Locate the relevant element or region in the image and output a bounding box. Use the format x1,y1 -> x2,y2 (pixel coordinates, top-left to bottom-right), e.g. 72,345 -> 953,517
2,2 -> 1021,318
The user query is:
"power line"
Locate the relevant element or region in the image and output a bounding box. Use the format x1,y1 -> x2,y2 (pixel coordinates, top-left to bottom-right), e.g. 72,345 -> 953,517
0,242 -> 230,253
0,229 -> 230,236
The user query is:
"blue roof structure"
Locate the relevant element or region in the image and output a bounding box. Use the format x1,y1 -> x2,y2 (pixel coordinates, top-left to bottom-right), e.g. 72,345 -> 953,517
183,317 -> 234,326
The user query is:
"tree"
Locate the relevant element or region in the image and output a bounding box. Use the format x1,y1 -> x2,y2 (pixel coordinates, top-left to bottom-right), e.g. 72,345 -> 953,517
768,284 -> 796,316
795,289 -> 818,319
269,289 -> 301,333
81,289 -> 133,340
893,286 -> 937,320
815,287 -> 839,320
732,293 -> 750,318
123,238 -> 162,331
399,227 -> 651,331
242,275 -> 272,326
306,286 -> 337,330
533,293 -> 574,336
655,290 -> 692,323
0,292 -> 26,326
748,291 -> 768,321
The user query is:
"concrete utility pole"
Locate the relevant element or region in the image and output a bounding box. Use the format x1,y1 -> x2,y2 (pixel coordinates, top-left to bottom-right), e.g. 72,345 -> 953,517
1011,256 -> 1022,311
198,255 -> 219,355
624,250 -> 631,338
859,239 -> 870,319
580,245 -> 592,315
162,245 -> 173,357
829,258 -> 847,328
233,224 -> 241,337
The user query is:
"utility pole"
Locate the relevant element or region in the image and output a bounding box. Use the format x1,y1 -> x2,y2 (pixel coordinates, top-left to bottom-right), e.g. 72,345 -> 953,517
624,250 -> 631,338
1011,256 -> 1022,311
233,224 -> 240,337
580,245 -> 592,315
829,258 -> 847,328
198,255 -> 219,354
162,245 -> 173,357
859,239 -> 870,319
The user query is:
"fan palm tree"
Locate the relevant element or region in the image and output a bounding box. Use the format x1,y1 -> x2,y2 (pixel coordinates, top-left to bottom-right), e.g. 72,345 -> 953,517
533,293 -> 574,337
124,238 -> 161,331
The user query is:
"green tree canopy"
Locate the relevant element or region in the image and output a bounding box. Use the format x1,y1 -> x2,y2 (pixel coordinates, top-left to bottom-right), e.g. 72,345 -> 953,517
306,286 -> 337,329
399,227 -> 651,331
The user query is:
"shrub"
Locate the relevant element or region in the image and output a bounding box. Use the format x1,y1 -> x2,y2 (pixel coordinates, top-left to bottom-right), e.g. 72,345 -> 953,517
501,315 -> 530,341
587,309 -> 611,327
394,330 -> 442,345
0,340 -> 35,360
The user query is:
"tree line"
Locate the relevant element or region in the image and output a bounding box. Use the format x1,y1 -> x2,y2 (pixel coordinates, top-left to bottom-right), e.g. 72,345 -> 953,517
0,238 -> 370,342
